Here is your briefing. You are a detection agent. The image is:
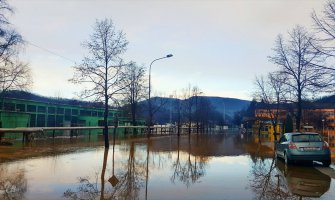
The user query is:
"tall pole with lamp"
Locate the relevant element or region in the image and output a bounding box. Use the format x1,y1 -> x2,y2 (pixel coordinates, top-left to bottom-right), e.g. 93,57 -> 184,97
148,54 -> 173,137
222,101 -> 226,131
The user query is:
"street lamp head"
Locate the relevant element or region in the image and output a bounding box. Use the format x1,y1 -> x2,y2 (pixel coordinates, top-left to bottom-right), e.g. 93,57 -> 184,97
166,54 -> 173,58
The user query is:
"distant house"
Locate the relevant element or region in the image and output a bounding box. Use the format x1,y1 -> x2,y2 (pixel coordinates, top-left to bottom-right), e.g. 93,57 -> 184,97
253,106 -> 335,147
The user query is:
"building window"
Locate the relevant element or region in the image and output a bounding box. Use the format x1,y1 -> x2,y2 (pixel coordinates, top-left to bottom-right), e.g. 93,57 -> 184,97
16,104 -> 25,112
37,106 -> 46,113
27,105 -> 36,112
30,114 -> 36,127
79,110 -> 92,116
80,110 -> 85,116
72,109 -> 78,116
47,115 -> 56,127
57,107 -> 64,115
4,103 -> 15,111
65,109 -> 71,116
48,107 -> 55,114
56,115 -> 63,126
37,114 -> 46,127
86,111 -> 92,116
64,115 -> 71,121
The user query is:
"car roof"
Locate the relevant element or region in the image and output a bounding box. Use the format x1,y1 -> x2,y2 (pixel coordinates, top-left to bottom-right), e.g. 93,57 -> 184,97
285,132 -> 320,135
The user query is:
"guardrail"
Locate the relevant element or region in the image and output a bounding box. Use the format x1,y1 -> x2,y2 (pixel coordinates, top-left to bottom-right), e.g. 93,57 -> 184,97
0,126 -> 148,133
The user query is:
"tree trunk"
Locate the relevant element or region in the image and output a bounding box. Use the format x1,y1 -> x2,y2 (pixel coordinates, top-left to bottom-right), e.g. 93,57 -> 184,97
296,89 -> 302,132
104,69 -> 109,148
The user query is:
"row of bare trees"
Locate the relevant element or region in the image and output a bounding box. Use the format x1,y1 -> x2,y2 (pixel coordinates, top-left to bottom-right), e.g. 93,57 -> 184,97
170,85 -> 224,136
69,16 -> 224,147
253,1 -> 335,138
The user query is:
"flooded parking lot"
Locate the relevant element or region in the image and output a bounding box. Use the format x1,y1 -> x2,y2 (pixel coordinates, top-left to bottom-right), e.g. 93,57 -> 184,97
0,133 -> 334,200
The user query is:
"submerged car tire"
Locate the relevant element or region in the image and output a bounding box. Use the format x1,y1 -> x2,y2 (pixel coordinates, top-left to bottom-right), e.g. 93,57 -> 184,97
284,152 -> 292,165
323,160 -> 331,167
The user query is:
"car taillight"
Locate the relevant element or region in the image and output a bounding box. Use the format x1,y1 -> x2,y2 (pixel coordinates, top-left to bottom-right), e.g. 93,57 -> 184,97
323,141 -> 330,150
288,142 -> 297,149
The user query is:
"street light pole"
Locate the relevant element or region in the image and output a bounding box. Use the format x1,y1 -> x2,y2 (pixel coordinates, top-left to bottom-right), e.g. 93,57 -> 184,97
148,54 -> 173,137
222,101 -> 225,130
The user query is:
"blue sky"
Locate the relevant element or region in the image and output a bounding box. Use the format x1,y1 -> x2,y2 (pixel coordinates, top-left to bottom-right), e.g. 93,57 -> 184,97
10,0 -> 325,100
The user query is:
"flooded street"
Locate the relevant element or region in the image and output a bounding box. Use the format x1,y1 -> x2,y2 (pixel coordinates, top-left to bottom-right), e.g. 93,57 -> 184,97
0,133 -> 335,200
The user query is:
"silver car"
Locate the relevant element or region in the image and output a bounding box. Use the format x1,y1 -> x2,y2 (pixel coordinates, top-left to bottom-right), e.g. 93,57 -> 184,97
276,132 -> 331,166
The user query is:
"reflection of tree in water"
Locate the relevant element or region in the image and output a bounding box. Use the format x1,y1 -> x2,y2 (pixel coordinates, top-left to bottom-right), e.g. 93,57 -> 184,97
170,136 -> 207,188
63,176 -> 100,199
64,141 -> 146,200
249,158 -> 307,200
0,166 -> 27,200
110,141 -> 146,199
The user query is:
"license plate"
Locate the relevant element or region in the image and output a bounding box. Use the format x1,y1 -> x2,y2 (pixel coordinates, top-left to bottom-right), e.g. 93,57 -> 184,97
300,147 -> 320,151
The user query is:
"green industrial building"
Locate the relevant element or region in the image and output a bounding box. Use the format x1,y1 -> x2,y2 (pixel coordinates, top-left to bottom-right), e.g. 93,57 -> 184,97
0,91 -> 145,139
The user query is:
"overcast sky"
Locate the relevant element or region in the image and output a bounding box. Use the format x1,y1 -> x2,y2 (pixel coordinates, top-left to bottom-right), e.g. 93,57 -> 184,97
10,0 -> 326,100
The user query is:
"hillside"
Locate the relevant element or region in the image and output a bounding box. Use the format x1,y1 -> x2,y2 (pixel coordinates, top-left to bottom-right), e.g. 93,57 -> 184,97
205,96 -> 250,117
138,96 -> 250,124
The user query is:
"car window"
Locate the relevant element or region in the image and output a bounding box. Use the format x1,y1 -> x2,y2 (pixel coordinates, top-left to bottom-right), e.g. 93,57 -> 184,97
279,136 -> 287,143
292,134 -> 322,142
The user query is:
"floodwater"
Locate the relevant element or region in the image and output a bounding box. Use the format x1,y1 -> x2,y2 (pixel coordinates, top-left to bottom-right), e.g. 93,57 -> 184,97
0,133 -> 335,200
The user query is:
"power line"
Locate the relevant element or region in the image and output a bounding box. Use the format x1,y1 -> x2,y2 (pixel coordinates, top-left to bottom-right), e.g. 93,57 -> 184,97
24,40 -> 77,64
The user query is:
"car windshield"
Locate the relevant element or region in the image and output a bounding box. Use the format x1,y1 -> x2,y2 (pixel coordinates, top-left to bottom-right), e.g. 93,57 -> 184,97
292,134 -> 322,142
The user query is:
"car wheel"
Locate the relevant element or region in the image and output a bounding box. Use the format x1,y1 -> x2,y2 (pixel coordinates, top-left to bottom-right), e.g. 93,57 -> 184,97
284,152 -> 291,165
323,160 -> 331,167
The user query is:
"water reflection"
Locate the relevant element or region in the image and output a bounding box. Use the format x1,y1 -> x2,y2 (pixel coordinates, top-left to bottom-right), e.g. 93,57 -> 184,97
64,140 -> 147,200
170,135 -> 206,187
249,157 -> 331,200
276,160 -> 330,198
0,165 -> 27,200
249,157 -> 294,200
0,133 -> 334,199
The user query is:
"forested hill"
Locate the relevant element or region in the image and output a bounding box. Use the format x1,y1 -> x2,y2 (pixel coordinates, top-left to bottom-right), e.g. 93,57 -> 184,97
315,95 -> 335,104
205,96 -> 250,117
138,96 -> 250,124
2,90 -> 104,108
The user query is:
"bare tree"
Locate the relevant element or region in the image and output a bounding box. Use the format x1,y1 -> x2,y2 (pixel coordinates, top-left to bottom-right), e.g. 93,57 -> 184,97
0,60 -> 31,98
268,25 -> 332,131
0,0 -> 31,99
0,1 -> 31,142
70,19 -> 128,148
254,72 -> 286,141
197,97 -> 212,133
312,1 -> 335,61
181,84 -> 201,135
0,0 -> 23,63
123,62 -> 146,131
172,91 -> 183,136
147,94 -> 168,136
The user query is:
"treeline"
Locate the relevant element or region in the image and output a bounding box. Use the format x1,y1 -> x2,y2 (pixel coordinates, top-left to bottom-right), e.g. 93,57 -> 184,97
134,95 -> 227,134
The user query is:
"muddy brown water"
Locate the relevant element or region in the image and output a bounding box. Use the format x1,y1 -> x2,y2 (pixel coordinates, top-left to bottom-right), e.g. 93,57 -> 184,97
0,133 -> 334,200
